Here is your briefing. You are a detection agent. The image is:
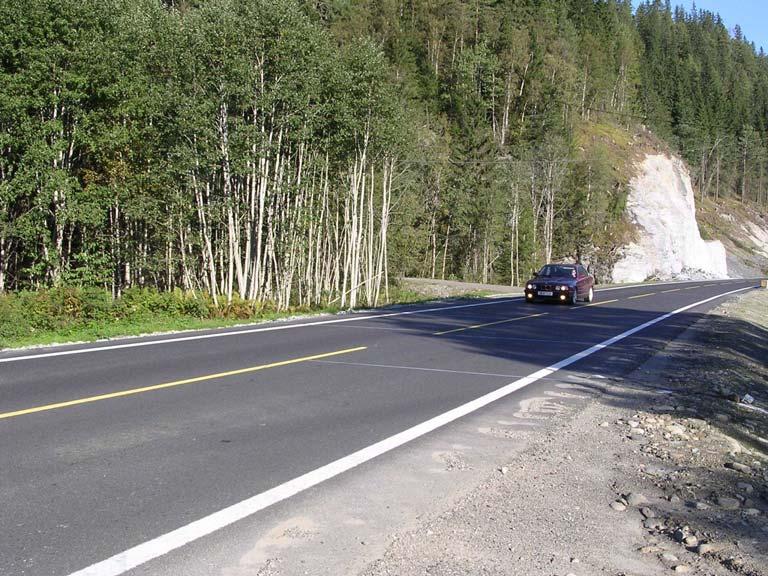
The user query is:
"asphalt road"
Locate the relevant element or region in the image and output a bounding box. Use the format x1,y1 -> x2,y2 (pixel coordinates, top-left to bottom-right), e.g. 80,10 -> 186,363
0,278 -> 758,576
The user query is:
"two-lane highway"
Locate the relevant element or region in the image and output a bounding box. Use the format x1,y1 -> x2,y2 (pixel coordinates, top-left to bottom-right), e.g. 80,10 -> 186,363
0,279 -> 757,575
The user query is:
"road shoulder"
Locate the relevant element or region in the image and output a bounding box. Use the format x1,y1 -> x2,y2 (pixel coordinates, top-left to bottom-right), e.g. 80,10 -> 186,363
359,289 -> 768,576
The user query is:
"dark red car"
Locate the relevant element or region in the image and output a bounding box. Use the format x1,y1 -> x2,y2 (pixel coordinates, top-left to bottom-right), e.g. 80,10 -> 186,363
524,263 -> 595,304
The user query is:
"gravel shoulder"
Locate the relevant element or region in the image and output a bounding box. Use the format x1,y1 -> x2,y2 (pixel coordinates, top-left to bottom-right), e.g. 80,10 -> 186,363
360,289 -> 768,576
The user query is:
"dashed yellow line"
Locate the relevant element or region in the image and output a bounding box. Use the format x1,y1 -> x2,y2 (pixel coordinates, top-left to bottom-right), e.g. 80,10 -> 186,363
434,313 -> 548,335
661,288 -> 682,293
0,347 -> 367,421
628,292 -> 656,299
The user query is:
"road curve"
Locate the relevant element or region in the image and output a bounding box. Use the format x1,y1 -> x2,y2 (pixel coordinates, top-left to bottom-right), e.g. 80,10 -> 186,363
0,278 -> 758,576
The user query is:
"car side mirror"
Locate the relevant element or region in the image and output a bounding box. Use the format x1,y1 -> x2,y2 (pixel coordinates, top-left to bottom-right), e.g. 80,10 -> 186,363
531,268 -> 538,278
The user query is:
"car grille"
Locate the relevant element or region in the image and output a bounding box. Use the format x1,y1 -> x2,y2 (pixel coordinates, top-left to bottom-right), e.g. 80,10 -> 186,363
538,284 -> 555,291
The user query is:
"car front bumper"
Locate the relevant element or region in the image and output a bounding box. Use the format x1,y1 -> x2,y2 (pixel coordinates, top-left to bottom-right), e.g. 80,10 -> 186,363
525,287 -> 575,302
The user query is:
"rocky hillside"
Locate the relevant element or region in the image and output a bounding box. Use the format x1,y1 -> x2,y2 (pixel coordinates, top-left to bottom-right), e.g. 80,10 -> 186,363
698,200 -> 768,279
613,153 -> 767,283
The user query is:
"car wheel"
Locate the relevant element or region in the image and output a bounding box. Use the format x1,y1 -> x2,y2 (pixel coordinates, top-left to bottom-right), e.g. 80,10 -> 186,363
585,286 -> 594,303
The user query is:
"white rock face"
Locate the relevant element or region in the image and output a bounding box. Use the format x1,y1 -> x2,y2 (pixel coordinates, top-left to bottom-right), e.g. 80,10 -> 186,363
612,154 -> 728,283
745,221 -> 768,258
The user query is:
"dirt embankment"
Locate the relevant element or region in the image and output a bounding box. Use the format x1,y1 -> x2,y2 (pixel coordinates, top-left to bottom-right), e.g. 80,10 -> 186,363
697,199 -> 768,279
361,289 -> 768,576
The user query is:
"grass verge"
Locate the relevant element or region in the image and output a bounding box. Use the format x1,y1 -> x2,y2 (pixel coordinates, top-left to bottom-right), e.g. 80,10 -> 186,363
0,284 -> 491,351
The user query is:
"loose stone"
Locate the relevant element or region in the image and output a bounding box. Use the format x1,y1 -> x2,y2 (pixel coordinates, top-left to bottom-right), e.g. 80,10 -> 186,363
644,518 -> 665,531
717,496 -> 741,510
666,424 -> 686,435
640,507 -> 656,518
725,462 -> 752,474
626,493 -> 648,507
683,535 -> 698,547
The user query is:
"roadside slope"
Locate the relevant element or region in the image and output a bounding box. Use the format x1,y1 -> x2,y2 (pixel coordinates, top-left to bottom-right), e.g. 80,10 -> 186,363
697,198 -> 768,279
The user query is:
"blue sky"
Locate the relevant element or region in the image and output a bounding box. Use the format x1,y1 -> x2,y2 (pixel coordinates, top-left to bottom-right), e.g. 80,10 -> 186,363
634,1 -> 768,53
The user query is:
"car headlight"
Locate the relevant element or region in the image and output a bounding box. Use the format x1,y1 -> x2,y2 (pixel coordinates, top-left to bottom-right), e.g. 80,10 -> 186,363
526,283 -> 533,290
557,285 -> 566,291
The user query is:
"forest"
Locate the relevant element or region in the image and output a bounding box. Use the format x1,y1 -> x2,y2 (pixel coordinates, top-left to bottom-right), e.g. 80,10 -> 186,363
1,0 -> 767,310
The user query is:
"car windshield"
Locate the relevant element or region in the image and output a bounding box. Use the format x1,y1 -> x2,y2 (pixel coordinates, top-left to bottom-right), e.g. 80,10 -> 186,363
538,265 -> 576,278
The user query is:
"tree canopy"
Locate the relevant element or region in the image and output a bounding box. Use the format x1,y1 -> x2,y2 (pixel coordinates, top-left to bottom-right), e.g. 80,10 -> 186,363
1,0 -> 765,300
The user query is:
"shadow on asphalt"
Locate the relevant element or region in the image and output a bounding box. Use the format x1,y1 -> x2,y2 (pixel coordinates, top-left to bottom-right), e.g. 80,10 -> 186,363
384,295 -> 768,560
382,297 -> 765,390
412,296 -> 768,445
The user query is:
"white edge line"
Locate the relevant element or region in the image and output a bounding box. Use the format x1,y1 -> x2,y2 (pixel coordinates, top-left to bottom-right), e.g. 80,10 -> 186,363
67,285 -> 752,576
0,298 -> 519,364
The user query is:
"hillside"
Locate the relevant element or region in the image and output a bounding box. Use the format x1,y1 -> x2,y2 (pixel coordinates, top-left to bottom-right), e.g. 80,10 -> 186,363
613,154 -> 728,283
612,142 -> 767,283
0,0 -> 766,306
698,199 -> 768,278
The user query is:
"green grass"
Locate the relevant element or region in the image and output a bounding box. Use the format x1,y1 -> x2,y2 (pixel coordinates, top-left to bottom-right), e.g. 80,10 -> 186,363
0,284 -> 495,351
0,287 -> 337,350
0,312 -> 330,350
578,121 -> 633,150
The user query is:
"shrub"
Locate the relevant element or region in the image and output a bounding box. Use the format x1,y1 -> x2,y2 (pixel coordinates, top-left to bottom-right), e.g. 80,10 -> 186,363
0,285 -> 318,347
0,293 -> 31,341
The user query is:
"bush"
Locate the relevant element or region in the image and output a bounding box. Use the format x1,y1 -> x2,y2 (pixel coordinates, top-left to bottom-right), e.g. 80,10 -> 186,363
0,285 -> 318,347
0,293 -> 31,340
112,288 -> 214,319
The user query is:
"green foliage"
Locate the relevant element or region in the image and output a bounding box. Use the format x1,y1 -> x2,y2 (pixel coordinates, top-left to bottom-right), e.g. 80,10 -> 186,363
1,0 -> 766,303
0,286 -> 279,346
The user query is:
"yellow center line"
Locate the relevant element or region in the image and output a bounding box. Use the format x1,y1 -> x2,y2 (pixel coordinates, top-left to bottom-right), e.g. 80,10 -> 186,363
434,313 -> 548,336
0,346 -> 367,421
661,288 -> 682,293
628,292 -> 656,299
574,298 -> 619,308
